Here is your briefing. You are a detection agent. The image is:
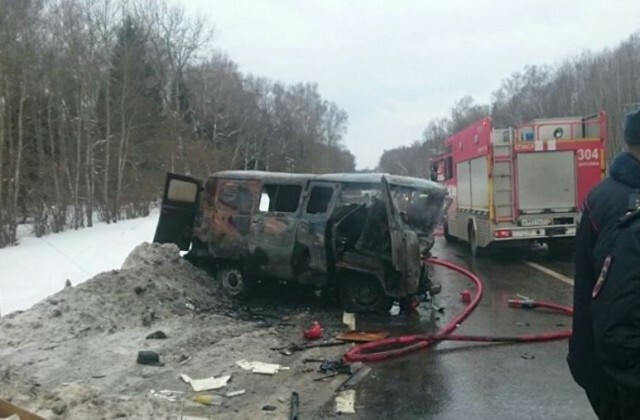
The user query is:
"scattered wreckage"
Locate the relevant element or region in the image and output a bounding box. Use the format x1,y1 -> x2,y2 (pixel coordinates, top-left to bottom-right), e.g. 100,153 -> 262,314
153,171 -> 448,312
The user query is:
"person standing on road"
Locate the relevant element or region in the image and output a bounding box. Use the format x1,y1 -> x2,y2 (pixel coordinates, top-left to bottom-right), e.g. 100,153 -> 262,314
568,107 -> 640,419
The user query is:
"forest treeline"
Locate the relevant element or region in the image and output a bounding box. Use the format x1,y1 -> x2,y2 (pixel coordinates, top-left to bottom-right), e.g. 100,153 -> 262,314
0,0 -> 354,247
378,32 -> 640,178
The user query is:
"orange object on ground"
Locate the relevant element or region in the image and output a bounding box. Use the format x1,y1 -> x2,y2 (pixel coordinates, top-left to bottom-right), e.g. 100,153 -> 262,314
336,330 -> 390,343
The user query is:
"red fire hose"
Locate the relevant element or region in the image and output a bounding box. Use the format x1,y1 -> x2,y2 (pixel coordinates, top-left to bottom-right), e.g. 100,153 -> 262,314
343,258 -> 573,363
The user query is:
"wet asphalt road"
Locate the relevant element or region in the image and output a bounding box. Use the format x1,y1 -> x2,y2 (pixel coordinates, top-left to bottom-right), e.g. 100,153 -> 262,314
341,239 -> 593,420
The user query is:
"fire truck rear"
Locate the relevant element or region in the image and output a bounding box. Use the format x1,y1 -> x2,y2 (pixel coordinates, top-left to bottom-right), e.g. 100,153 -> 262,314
430,112 -> 607,256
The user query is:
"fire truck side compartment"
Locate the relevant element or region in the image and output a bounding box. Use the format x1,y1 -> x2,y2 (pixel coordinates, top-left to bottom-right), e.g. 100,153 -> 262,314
516,151 -> 577,214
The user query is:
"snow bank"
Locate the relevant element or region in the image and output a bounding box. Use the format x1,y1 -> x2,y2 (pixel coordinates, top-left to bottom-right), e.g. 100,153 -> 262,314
0,210 -> 159,315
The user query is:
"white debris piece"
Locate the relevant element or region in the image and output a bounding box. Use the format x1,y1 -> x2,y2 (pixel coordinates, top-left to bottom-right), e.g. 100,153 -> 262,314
335,390 -> 356,414
225,389 -> 246,397
235,360 -> 288,375
342,312 -> 356,330
179,373 -> 231,392
148,389 -> 182,402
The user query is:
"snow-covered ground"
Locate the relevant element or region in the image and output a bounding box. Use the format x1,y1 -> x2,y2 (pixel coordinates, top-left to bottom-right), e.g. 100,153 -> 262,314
0,210 -> 159,315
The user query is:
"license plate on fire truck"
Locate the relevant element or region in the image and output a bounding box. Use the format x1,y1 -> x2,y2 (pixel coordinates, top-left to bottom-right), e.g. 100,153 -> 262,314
520,218 -> 552,227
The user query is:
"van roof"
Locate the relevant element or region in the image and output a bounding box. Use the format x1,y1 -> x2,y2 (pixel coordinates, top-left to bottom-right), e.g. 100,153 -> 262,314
211,171 -> 446,193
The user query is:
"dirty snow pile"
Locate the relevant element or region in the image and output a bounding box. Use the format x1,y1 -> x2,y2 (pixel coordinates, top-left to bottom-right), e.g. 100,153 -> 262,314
0,209 -> 160,315
0,243 -> 295,419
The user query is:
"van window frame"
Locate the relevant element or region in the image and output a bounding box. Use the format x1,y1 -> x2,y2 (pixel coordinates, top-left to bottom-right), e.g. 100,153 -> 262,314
215,179 -> 255,215
305,185 -> 335,215
258,183 -> 303,214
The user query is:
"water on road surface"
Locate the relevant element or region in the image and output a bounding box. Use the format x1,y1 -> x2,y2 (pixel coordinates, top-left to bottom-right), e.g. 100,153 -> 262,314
318,239 -> 594,420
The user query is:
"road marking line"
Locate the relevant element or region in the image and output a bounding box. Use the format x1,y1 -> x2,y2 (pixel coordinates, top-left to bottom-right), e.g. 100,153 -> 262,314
524,261 -> 574,286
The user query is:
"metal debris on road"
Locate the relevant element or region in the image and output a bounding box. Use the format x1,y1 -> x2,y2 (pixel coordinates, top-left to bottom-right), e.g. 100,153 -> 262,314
319,359 -> 352,376
290,391 -> 300,420
337,365 -> 372,392
342,312 -> 356,330
180,374 -> 231,392
225,389 -> 246,398
335,390 -> 356,414
145,330 -> 168,339
313,372 -> 339,381
147,389 -> 183,403
336,330 -> 390,343
235,360 -> 289,375
520,352 -> 536,360
303,358 -> 325,363
262,405 -> 277,411
271,340 -> 347,356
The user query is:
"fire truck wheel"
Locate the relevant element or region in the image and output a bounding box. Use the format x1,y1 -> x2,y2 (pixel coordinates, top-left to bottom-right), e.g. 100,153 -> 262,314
468,227 -> 483,257
444,222 -> 457,242
218,265 -> 253,298
546,241 -> 575,260
339,273 -> 393,314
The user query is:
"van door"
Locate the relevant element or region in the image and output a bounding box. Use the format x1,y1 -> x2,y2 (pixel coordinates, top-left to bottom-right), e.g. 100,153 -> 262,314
296,182 -> 339,281
208,178 -> 258,260
249,182 -> 304,280
380,176 -> 421,295
153,173 -> 202,250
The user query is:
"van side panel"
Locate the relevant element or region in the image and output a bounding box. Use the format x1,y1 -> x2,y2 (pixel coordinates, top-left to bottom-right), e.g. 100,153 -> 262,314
196,178 -> 261,260
249,182 -> 306,280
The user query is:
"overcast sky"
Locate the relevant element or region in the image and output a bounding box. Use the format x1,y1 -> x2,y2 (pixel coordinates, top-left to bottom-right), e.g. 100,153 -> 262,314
180,0 -> 639,169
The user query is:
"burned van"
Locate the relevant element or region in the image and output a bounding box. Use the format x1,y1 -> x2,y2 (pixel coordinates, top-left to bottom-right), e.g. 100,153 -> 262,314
153,171 -> 447,313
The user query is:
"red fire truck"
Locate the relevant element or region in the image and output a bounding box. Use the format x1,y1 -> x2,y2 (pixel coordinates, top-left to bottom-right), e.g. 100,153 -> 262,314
430,112 -> 607,256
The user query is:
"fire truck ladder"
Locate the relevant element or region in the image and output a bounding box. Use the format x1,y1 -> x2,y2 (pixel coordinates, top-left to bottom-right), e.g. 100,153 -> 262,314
492,140 -> 516,223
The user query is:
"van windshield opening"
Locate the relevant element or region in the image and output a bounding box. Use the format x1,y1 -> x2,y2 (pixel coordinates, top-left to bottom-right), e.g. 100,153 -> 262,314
390,186 -> 444,233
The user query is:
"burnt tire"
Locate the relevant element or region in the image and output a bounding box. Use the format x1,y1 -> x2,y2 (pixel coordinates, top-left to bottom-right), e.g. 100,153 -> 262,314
217,266 -> 252,298
339,273 -> 393,314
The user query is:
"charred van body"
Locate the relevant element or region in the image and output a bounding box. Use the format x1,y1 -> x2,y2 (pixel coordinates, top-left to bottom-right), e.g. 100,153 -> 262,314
153,171 -> 448,313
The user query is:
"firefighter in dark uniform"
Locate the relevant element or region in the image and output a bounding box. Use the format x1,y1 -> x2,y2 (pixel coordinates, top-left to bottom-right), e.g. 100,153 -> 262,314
568,107 -> 640,419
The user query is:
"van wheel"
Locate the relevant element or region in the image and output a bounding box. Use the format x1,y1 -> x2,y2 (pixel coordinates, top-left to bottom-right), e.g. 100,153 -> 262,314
218,266 -> 252,298
339,273 -> 392,314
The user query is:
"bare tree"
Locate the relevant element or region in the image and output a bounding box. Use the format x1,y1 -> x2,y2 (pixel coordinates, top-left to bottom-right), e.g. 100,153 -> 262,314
0,0 -> 353,248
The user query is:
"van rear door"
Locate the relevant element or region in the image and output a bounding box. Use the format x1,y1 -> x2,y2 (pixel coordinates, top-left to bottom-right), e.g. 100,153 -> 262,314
153,173 -> 202,250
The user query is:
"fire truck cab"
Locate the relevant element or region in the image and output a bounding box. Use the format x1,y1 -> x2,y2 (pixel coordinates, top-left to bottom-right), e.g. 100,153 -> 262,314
430,112 -> 607,256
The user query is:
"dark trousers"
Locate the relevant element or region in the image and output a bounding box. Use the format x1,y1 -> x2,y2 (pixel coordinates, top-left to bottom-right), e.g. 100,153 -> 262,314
586,387 -> 620,420
586,385 -> 640,420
